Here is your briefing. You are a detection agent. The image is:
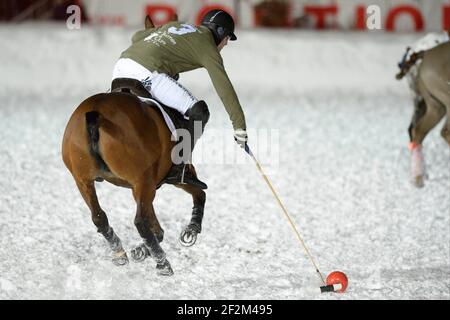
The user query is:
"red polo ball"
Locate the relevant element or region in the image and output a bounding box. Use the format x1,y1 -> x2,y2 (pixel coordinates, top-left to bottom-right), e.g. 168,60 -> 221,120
326,271 -> 348,293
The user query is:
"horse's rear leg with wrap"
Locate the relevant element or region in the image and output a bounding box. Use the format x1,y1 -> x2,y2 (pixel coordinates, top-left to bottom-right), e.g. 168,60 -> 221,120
74,179 -> 129,265
408,77 -> 447,187
418,42 -> 450,146
66,112 -> 129,265
132,177 -> 173,276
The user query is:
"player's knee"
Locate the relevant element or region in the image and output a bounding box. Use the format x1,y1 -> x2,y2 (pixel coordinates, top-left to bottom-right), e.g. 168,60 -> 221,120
188,100 -> 210,124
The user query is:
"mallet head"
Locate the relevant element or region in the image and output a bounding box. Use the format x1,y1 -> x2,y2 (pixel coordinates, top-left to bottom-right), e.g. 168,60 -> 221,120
320,271 -> 348,293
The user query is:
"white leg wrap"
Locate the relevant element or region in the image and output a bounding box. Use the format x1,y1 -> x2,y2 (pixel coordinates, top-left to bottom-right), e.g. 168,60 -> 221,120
411,145 -> 426,181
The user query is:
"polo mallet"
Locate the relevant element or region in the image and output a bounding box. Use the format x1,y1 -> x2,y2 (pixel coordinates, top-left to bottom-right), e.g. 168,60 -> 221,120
243,143 -> 348,293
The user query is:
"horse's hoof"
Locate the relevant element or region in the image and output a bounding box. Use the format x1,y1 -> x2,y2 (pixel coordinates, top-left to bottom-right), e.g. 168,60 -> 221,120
112,250 -> 129,266
179,223 -> 200,247
413,175 -> 425,188
131,243 -> 150,262
156,259 -> 174,276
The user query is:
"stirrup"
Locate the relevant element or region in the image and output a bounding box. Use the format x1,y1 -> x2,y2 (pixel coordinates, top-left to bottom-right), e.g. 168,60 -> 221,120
162,164 -> 208,189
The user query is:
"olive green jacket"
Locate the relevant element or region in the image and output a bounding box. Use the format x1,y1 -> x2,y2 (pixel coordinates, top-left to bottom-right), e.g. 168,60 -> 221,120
120,21 -> 246,130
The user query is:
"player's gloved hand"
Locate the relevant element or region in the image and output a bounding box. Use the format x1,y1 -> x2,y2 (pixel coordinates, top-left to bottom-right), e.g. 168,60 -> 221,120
234,129 -> 248,148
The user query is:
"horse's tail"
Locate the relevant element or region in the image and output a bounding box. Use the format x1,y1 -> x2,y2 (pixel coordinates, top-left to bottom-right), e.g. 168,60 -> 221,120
85,111 -> 110,172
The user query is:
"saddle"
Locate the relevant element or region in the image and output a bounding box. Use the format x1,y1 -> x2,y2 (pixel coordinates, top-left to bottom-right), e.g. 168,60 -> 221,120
111,78 -> 207,190
111,78 -> 189,135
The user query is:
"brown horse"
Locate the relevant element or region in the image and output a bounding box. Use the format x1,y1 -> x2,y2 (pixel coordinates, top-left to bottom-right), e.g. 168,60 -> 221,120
397,40 -> 450,187
61,87 -> 206,276
62,14 -> 205,276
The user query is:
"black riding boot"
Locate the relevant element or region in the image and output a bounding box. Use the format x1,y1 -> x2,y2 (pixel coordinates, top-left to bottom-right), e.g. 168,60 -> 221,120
163,163 -> 207,189
162,101 -> 210,189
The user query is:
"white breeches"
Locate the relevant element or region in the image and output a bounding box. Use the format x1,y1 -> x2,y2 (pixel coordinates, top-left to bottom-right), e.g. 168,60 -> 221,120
112,58 -> 198,115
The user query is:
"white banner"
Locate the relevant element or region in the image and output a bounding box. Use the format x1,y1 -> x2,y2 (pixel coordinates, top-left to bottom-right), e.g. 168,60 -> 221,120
81,0 -> 449,32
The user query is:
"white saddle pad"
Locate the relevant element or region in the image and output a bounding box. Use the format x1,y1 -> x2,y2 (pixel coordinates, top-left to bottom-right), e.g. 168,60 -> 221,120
138,97 -> 178,140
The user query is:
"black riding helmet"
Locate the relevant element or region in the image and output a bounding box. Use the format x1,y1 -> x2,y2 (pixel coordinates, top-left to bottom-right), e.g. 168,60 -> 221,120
200,9 -> 237,46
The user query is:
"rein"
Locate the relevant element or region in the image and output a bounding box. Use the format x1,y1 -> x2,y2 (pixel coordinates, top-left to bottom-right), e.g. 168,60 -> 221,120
396,48 -> 424,80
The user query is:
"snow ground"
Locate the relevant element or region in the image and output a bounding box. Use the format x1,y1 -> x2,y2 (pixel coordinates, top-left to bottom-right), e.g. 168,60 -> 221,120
0,23 -> 449,300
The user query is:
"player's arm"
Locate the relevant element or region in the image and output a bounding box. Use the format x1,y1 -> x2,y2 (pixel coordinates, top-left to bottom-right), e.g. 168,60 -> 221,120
202,51 -> 247,132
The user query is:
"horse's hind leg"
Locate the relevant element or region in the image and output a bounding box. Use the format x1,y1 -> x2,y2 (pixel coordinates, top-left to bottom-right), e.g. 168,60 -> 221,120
409,93 -> 446,187
408,97 -> 426,143
176,179 -> 206,247
74,178 -> 128,265
410,97 -> 446,144
131,178 -> 173,276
